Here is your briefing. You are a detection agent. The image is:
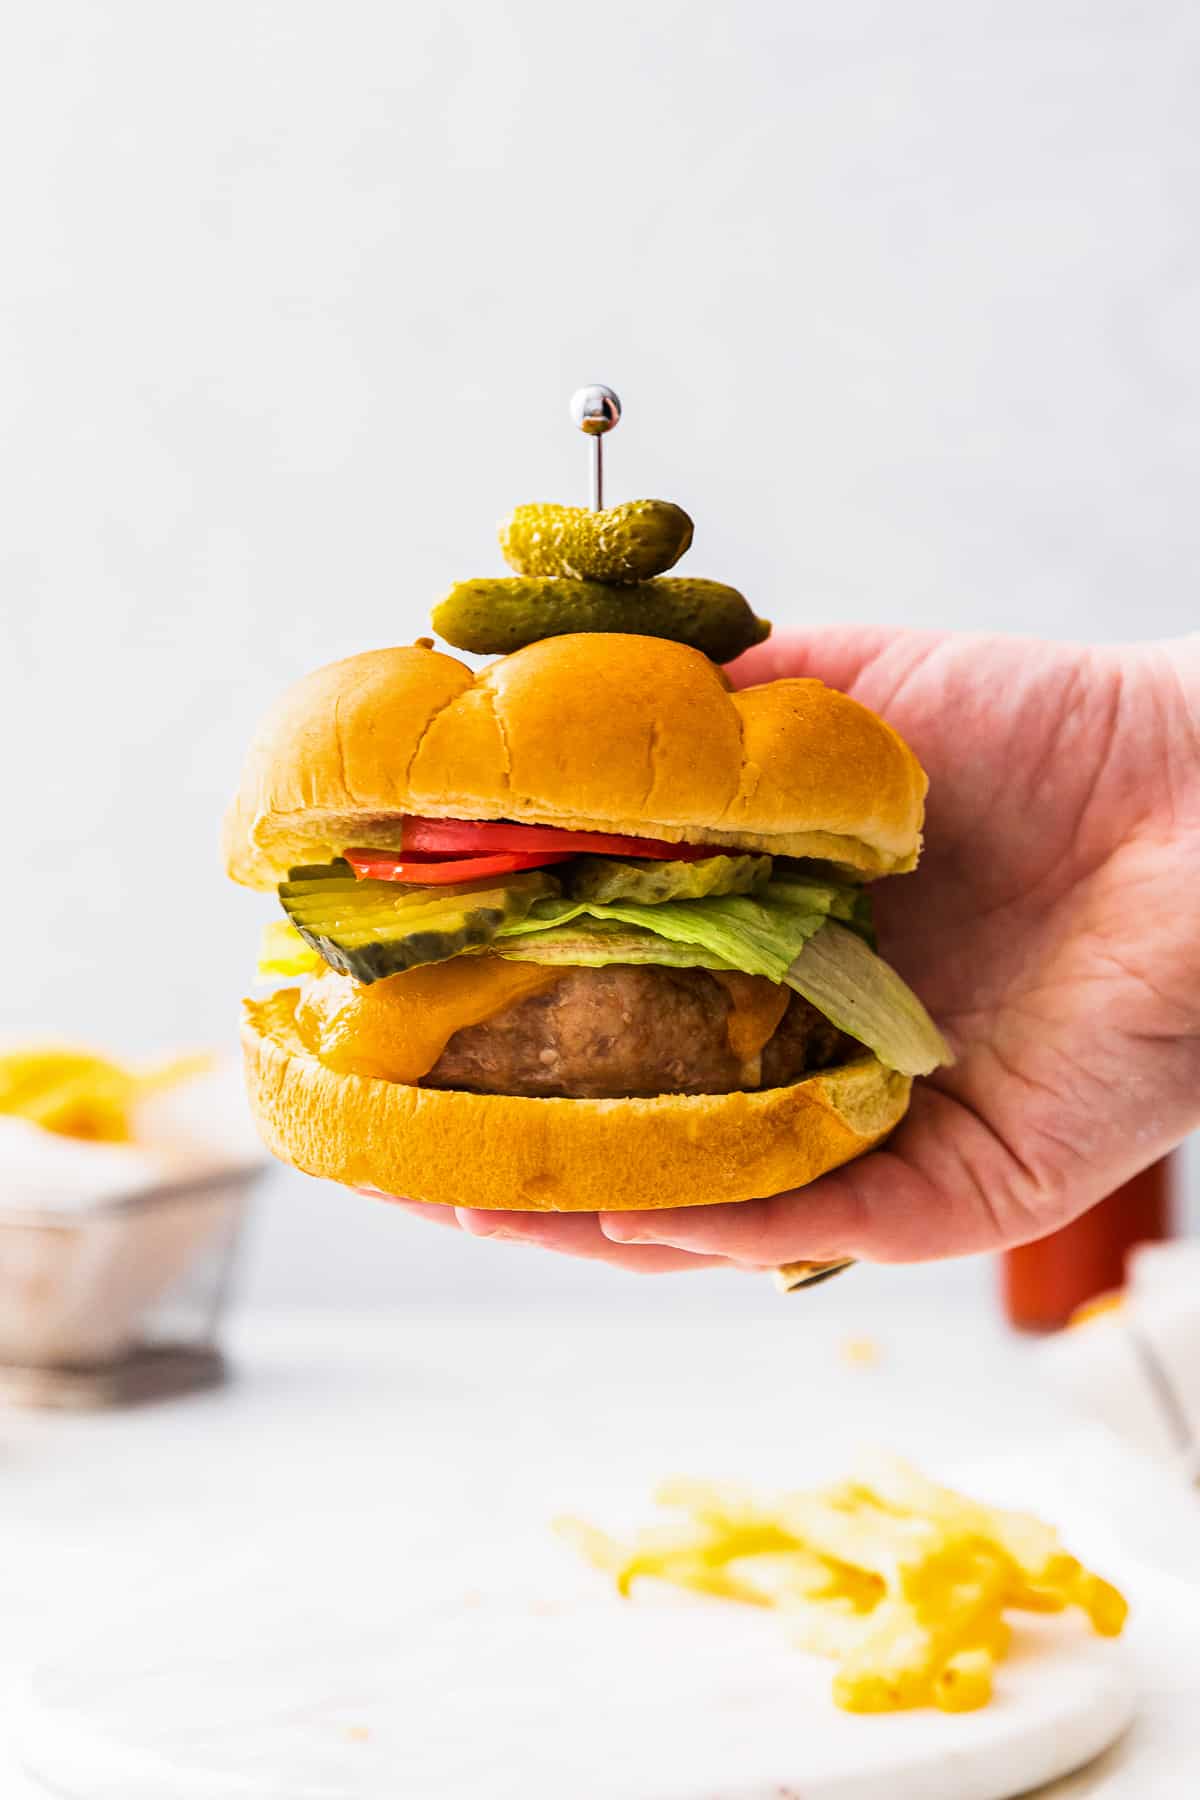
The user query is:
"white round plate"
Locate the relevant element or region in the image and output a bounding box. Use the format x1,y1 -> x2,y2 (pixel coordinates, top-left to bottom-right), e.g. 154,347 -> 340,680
15,1557 -> 1133,1800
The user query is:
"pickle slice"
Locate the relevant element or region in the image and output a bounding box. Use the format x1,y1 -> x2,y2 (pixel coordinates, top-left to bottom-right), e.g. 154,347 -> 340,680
433,577 -> 770,664
567,853 -> 772,905
498,500 -> 694,582
278,864 -> 560,983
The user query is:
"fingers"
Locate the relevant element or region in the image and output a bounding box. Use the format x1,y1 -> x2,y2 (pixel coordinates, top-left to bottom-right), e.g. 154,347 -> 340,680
380,1196 -> 465,1231
361,1079 -> 1044,1271
600,1085 -> 1044,1266
599,1191 -> 859,1268
453,1207 -> 728,1274
360,1187 -> 729,1270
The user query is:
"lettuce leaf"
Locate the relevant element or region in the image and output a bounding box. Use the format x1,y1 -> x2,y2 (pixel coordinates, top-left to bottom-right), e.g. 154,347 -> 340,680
497,888 -> 949,1076
498,891 -> 833,980
766,877 -> 876,948
495,876 -> 873,977
256,919 -> 321,982
785,922 -> 951,1076
497,918 -> 735,970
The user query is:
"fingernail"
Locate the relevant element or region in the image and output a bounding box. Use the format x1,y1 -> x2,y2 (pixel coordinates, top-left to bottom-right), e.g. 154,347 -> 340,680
599,1216 -> 642,1243
456,1208 -> 504,1239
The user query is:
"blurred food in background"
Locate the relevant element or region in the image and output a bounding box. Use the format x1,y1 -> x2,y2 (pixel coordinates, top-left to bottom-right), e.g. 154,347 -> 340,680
559,1455 -> 1127,1715
0,1045 -> 266,1406
0,1045 -> 213,1143
1044,1238 -> 1200,1482
839,1333 -> 882,1368
1002,1157 -> 1175,1332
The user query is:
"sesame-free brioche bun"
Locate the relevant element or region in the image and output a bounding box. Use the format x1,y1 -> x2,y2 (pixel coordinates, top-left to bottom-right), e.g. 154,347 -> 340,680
242,988 -> 911,1211
224,635 -> 926,888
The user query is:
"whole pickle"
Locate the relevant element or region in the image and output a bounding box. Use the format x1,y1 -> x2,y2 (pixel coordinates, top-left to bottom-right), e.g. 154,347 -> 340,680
433,577 -> 770,664
499,499 -> 693,583
567,853 -> 773,905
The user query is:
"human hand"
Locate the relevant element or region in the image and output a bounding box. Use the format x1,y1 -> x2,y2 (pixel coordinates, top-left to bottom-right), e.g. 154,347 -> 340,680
381,629 -> 1200,1273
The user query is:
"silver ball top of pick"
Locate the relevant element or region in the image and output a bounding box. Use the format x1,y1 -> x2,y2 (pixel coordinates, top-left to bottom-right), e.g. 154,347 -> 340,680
569,384 -> 621,436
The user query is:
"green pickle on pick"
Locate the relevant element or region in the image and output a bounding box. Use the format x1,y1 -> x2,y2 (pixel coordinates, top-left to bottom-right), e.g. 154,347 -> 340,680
499,500 -> 693,583
433,577 -> 770,665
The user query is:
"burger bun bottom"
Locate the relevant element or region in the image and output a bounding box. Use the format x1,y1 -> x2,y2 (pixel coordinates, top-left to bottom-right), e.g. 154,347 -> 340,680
242,991 -> 911,1212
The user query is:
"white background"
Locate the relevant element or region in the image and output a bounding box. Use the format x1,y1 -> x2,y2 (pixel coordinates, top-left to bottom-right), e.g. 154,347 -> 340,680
1,1 -> 1196,1310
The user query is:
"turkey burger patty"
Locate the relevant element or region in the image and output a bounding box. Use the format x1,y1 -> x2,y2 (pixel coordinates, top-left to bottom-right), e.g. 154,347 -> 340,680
289,958 -> 855,1101
423,964 -> 854,1100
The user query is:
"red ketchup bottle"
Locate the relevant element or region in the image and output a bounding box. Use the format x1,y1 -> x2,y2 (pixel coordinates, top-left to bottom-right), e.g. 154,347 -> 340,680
1001,1156 -> 1175,1332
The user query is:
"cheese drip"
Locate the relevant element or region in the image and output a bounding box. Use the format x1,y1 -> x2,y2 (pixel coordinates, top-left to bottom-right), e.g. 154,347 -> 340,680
294,958 -> 563,1084
711,971 -> 790,1065
291,957 -> 791,1089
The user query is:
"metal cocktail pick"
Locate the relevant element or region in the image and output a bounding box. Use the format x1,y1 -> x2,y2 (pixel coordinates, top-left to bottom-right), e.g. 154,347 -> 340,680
566,381 -> 847,1297
569,384 -> 621,511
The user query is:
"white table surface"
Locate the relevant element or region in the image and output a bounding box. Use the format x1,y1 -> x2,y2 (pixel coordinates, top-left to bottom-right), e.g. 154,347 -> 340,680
1,1291 -> 1196,1797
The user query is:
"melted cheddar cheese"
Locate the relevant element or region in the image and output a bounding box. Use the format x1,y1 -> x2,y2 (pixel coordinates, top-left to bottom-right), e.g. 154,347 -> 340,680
294,958 -> 564,1084
710,971 -> 790,1064
292,957 -> 790,1088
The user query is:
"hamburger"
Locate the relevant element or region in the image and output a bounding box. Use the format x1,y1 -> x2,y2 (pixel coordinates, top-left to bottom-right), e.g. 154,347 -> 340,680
225,627 -> 949,1213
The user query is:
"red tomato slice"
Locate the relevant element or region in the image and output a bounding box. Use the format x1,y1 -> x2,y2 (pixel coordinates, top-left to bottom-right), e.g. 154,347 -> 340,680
400,816 -> 715,861
345,848 -> 574,884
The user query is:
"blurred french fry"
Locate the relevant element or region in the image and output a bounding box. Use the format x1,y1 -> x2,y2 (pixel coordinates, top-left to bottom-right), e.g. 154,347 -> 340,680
0,1044 -> 212,1143
832,1599 -> 933,1712
727,1549 -> 875,1611
21,1075 -> 133,1142
966,1614 -> 1012,1660
138,1051 -> 215,1095
1071,1568 -> 1129,1637
655,1476 -> 775,1533
852,1454 -> 1067,1584
0,1048 -> 116,1104
615,1524 -> 721,1595
934,1647 -> 995,1712
778,1492 -> 950,1587
553,1516 -> 626,1575
640,1556 -> 771,1607
655,1478 -> 867,1596
554,1516 -> 769,1604
835,1556 -> 1009,1712
1008,1579 -> 1071,1614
